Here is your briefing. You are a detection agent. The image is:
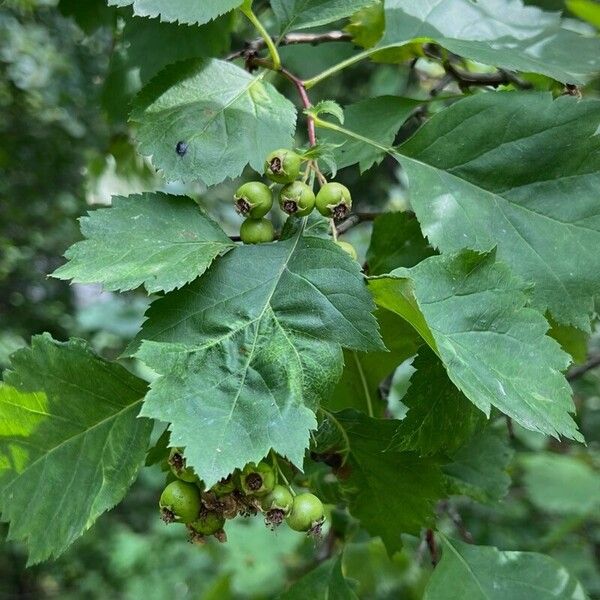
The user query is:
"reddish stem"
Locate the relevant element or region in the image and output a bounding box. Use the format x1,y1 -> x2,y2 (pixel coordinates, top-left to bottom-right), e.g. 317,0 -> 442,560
280,66 -> 316,146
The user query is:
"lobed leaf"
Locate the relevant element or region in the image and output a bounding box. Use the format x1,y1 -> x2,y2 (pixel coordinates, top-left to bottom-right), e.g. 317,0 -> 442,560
131,232 -> 383,486
369,251 -> 582,441
107,0 -> 243,25
380,0 -> 600,84
0,334 -> 151,564
53,193 -> 234,294
130,59 -> 297,186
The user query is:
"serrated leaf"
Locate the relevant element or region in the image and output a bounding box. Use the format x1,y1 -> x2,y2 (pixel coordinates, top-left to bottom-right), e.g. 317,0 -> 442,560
444,427 -> 514,503
320,410 -> 446,553
392,347 -> 486,456
280,556 -> 359,600
369,251 -> 582,441
317,92 -> 600,330
122,12 -> 233,84
521,453 -> 600,516
131,233 -> 383,486
321,96 -> 419,173
345,1 -> 384,48
379,0 -> 600,84
0,334 -> 151,564
272,0 -> 376,35
107,0 -> 243,26
366,212 -> 435,276
53,193 -> 234,294
307,100 -> 345,124
130,59 -> 297,186
424,535 -> 588,600
326,309 -> 420,416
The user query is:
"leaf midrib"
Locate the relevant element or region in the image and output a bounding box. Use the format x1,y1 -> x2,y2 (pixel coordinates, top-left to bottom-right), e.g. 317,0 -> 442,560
1,398 -> 144,494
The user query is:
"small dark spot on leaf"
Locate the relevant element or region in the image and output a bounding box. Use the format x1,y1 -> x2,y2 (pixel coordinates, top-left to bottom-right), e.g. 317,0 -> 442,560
176,141 -> 188,156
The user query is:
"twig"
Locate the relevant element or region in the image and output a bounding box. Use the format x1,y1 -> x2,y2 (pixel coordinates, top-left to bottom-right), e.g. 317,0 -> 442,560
439,501 -> 474,544
336,212 -> 381,234
425,529 -> 439,567
443,61 -> 532,90
226,31 -> 351,61
506,416 -> 515,441
567,354 -> 600,381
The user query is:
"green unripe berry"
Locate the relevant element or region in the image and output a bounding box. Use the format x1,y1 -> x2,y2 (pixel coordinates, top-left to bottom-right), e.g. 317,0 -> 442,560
240,461 -> 275,496
234,181 -> 273,218
336,240 -> 358,261
316,182 -> 352,220
264,149 -> 302,184
240,218 -> 275,244
189,510 -> 226,536
159,480 -> 202,524
279,181 -> 316,217
261,484 -> 294,513
285,493 -> 324,532
168,448 -> 197,483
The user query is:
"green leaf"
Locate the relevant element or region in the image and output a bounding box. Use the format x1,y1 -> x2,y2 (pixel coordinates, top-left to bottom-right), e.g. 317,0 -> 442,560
547,321 -> 589,365
567,0 -> 600,29
321,96 -> 419,173
280,556 -> 359,599
521,453 -> 600,516
53,193 -> 234,294
272,0 -> 375,35
392,347 -> 486,456
424,535 -> 588,600
59,0 -> 116,33
307,99 -> 345,124
318,92 -> 600,329
380,0 -> 600,84
107,0 -> 243,25
326,309 -> 421,416
122,13 -> 233,84
345,1 -> 384,49
397,93 -> 600,330
321,410 -> 446,553
130,59 -> 297,186
369,251 -> 582,441
132,234 -> 383,486
0,334 -> 151,564
444,427 -> 514,503
366,212 -> 435,276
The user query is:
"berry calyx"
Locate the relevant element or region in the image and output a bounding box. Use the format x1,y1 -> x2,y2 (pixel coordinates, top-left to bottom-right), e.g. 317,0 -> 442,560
279,181 -> 316,217
240,462 -> 276,496
168,448 -> 197,483
285,493 -> 324,533
234,181 -> 273,218
264,149 -> 302,184
159,480 -> 202,524
240,218 -> 275,244
189,510 -> 226,537
262,484 -> 294,528
315,182 -> 352,220
336,240 -> 358,261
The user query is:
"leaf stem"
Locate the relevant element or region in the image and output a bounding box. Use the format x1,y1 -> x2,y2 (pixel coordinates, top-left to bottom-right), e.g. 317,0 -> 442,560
271,451 -> 296,495
240,5 -> 281,70
303,48 -> 377,89
352,351 -> 374,417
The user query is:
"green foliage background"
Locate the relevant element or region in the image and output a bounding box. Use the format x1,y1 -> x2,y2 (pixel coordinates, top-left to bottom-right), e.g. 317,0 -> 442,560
0,0 -> 599,598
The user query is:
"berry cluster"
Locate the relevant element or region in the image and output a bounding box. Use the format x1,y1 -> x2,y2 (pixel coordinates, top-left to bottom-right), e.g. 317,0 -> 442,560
234,148 -> 353,245
159,448 -> 325,544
